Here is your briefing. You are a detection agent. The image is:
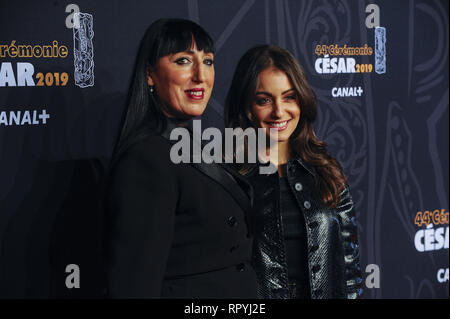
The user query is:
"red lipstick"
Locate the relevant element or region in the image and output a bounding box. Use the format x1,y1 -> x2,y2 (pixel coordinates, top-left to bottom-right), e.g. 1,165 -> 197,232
184,88 -> 205,100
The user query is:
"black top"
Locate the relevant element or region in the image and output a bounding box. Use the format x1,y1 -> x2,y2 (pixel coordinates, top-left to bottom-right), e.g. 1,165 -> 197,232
279,176 -> 310,299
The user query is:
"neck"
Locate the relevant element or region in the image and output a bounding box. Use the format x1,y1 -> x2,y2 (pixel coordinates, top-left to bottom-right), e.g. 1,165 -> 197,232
259,140 -> 291,177
276,140 -> 291,165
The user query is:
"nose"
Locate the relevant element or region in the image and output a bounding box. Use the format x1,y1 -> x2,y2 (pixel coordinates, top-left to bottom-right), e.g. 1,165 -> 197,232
192,62 -> 205,83
271,100 -> 284,118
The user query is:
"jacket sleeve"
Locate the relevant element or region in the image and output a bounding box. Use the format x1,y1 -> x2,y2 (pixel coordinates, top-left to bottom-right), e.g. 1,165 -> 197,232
106,138 -> 178,298
336,185 -> 364,299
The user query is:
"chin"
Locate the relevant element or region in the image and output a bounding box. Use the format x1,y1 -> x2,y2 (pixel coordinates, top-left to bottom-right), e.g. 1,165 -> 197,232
265,130 -> 292,142
185,105 -> 207,117
275,137 -> 290,144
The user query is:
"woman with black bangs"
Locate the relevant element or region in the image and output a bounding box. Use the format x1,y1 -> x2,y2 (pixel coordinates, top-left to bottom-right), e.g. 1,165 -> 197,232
225,45 -> 363,299
106,19 -> 257,298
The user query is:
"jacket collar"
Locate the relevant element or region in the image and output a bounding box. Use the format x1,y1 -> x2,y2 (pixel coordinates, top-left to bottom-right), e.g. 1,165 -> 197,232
160,117 -> 193,137
159,118 -> 252,214
248,154 -> 316,178
291,156 -> 316,177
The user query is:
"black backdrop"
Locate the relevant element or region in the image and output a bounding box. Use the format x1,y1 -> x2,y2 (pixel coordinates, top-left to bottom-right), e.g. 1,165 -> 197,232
0,0 -> 448,298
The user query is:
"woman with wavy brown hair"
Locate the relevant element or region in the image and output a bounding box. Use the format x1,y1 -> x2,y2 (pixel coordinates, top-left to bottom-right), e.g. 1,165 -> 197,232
225,45 -> 363,299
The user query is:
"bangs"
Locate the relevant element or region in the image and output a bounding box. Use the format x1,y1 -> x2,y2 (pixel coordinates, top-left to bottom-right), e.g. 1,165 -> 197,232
148,19 -> 215,66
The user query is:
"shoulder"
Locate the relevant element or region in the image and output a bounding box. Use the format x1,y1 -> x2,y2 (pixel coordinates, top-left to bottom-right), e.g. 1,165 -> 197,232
126,133 -> 172,156
336,184 -> 355,214
111,133 -> 175,175
339,184 -> 353,201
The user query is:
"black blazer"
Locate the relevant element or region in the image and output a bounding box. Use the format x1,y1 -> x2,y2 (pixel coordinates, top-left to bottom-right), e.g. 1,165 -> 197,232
106,120 -> 258,298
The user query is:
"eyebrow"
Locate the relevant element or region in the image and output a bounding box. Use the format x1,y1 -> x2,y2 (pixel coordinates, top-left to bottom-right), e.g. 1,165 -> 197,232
255,88 -> 295,96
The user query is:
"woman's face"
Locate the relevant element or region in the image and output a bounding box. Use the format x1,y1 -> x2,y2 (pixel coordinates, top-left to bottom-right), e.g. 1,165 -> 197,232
251,67 -> 301,143
147,41 -> 215,119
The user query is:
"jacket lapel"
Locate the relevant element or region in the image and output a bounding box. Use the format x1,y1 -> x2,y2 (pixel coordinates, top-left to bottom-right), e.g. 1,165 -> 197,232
294,157 -> 316,176
160,119 -> 252,214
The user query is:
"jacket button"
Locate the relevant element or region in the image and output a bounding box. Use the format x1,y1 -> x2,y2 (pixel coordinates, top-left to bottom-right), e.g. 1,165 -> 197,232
227,216 -> 237,227
309,245 -> 319,253
294,182 -> 303,191
229,245 -> 239,253
308,221 -> 318,229
304,201 -> 311,209
312,264 -> 321,273
235,263 -> 246,272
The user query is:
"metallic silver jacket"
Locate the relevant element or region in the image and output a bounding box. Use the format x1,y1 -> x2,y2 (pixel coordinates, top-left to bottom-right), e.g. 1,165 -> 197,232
247,157 -> 363,299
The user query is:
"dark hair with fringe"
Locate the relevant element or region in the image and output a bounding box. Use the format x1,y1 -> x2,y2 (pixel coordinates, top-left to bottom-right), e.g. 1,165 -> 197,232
111,18 -> 215,169
224,45 -> 347,208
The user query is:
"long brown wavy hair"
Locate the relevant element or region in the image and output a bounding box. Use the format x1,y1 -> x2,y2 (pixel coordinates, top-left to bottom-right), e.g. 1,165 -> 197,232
224,45 -> 347,208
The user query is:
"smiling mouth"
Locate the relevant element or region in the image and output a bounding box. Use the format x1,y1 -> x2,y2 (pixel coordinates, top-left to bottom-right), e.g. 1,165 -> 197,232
185,88 -> 205,100
265,120 -> 290,131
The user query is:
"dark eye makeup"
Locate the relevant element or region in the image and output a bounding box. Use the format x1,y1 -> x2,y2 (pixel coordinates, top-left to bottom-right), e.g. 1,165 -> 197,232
174,55 -> 214,66
285,94 -> 297,100
255,96 -> 271,105
175,57 -> 190,65
203,58 -> 214,66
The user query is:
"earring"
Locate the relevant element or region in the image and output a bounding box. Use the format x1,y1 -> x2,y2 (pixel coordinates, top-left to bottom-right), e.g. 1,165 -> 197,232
150,86 -> 154,93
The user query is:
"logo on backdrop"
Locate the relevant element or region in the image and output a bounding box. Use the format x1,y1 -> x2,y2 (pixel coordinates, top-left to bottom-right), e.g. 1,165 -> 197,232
413,209 -> 449,252
66,4 -> 95,88
366,4 -> 386,74
0,5 -> 95,127
0,41 -> 69,88
316,4 -> 386,98
314,44 -> 374,75
437,268 -> 449,283
331,86 -> 364,98
0,40 -> 67,126
73,12 -> 94,88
